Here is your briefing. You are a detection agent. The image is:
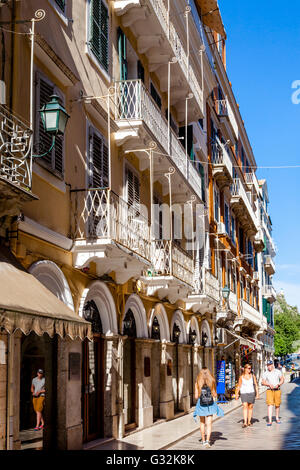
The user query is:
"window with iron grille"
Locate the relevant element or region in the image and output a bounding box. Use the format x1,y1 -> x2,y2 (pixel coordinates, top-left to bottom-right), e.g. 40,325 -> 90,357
55,0 -> 65,12
35,73 -> 65,177
89,0 -> 109,72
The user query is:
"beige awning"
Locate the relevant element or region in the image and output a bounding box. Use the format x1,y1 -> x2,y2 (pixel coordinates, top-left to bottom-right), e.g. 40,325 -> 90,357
0,247 -> 92,340
196,0 -> 227,38
225,329 -> 257,351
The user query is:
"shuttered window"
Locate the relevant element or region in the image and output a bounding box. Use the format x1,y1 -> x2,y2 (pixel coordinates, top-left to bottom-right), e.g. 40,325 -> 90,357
125,165 -> 140,210
224,202 -> 230,235
90,0 -> 109,72
36,74 -> 64,177
55,0 -> 65,12
153,195 -> 163,240
150,83 -> 161,110
88,127 -> 109,188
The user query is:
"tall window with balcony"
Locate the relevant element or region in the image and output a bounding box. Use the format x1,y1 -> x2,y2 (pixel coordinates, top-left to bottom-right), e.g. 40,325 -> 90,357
214,186 -> 220,223
89,0 -> 109,73
35,74 -> 64,177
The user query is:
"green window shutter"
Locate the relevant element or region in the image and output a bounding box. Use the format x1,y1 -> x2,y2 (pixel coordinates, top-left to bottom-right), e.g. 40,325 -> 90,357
89,128 -> 109,188
117,28 -> 127,81
90,0 -> 109,72
55,0 -> 65,12
263,298 -> 267,317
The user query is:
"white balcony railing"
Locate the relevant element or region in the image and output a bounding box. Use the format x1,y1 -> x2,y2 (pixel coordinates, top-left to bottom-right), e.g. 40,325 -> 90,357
204,271 -> 220,302
151,240 -> 194,286
264,255 -> 276,274
114,79 -> 203,198
211,136 -> 233,177
71,188 -> 151,261
228,291 -> 238,314
241,299 -> 261,327
148,0 -> 203,114
231,178 -> 258,229
0,104 -> 33,191
215,99 -> 228,117
262,285 -> 277,301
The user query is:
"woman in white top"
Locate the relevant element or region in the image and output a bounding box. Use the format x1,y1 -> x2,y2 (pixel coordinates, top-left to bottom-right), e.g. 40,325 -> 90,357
235,364 -> 259,428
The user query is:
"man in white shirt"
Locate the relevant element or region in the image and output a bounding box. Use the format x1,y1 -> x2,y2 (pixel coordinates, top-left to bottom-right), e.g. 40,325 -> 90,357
262,360 -> 284,426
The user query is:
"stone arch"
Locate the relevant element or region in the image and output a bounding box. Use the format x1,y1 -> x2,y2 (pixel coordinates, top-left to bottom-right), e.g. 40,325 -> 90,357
79,281 -> 118,335
200,319 -> 212,347
29,260 -> 74,311
148,303 -> 170,342
170,310 -> 187,344
187,316 -> 201,346
122,294 -> 148,338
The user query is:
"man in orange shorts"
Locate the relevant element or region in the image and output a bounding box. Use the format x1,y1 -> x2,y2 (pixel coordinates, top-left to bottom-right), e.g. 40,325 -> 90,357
262,361 -> 284,426
31,369 -> 46,431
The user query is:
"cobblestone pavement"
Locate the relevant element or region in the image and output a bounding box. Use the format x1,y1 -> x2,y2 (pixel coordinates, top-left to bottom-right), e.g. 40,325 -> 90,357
169,379 -> 300,450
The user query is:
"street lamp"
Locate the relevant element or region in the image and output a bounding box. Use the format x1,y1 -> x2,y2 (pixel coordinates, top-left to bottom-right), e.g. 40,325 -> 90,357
39,95 -> 70,135
202,331 -> 208,347
189,329 -> 197,345
173,323 -> 181,342
222,285 -> 230,300
151,316 -> 161,340
83,300 -> 94,322
33,95 -> 70,159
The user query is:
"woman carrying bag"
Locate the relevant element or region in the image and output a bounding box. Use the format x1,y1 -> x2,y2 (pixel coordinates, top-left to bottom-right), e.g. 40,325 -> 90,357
235,363 -> 259,427
193,367 -> 224,448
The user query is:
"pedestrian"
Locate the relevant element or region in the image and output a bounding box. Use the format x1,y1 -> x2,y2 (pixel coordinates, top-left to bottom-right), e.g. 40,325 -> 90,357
193,367 -> 224,448
31,369 -> 46,431
261,360 -> 284,426
235,363 -> 259,427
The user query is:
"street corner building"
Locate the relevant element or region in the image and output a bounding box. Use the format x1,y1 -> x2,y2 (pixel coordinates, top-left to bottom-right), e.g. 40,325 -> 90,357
0,0 -> 276,450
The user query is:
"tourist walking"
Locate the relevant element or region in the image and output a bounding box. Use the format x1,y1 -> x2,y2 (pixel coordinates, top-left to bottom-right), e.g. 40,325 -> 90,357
261,360 -> 284,426
193,367 -> 224,448
31,369 -> 46,431
235,363 -> 259,427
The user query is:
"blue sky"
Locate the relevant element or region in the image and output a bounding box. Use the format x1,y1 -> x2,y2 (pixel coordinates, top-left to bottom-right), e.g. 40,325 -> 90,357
218,0 -> 300,309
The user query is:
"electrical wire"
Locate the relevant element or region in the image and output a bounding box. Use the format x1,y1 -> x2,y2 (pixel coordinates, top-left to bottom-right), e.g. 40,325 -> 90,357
0,25 -> 30,35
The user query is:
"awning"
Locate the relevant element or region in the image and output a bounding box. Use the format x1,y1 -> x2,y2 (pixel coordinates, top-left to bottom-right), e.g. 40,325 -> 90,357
224,329 -> 257,351
195,0 -> 227,38
0,246 -> 92,340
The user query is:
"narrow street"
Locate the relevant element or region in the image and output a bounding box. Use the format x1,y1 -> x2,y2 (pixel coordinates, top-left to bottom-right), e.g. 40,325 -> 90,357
169,379 -> 300,450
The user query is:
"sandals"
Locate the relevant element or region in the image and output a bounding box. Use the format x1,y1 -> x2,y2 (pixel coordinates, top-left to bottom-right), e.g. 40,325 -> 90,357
267,422 -> 272,426
276,420 -> 281,424
242,423 -> 248,428
34,427 -> 39,431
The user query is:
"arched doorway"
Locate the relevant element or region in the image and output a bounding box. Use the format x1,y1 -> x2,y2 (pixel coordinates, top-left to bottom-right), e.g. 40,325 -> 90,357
123,309 -> 137,431
82,300 -> 104,442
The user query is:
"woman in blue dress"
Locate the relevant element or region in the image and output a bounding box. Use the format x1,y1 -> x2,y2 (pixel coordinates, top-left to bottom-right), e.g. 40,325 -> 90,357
193,367 -> 224,448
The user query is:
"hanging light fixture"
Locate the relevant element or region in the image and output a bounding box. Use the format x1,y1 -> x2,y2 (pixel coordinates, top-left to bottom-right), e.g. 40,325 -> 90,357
222,285 -> 230,300
39,95 -> 70,135
189,329 -> 197,345
202,331 -> 208,347
83,301 -> 94,322
173,323 -> 181,342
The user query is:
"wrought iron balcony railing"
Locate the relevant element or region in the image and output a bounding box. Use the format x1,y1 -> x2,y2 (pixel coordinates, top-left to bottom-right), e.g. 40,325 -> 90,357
148,0 -> 203,114
150,239 -> 194,287
71,188 -> 151,262
0,105 -> 33,191
114,79 -> 203,199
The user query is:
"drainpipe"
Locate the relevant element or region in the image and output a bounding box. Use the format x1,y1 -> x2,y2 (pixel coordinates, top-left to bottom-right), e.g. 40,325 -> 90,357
9,0 -> 15,110
4,330 -> 9,450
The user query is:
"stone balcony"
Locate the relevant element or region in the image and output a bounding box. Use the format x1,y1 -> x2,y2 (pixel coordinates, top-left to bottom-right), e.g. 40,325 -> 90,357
264,255 -> 276,275
211,136 -> 233,189
230,178 -> 258,237
262,285 -> 277,303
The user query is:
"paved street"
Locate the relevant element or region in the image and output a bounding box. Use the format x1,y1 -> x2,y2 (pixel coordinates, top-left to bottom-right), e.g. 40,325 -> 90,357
169,379 -> 300,450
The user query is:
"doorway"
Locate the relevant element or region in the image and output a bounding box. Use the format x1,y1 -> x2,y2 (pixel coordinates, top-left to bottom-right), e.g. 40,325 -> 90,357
82,336 -> 104,442
123,309 -> 137,431
20,332 -> 57,450
82,300 -> 105,443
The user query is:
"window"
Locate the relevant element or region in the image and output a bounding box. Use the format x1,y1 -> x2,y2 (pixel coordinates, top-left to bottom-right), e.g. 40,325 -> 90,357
165,110 -> 178,134
214,187 -> 220,222
35,73 -> 64,177
137,60 -> 145,83
224,202 -> 230,235
150,83 -> 161,110
179,125 -> 194,161
232,267 -> 237,293
198,162 -> 205,202
89,0 -> 109,72
240,276 -> 244,300
153,195 -> 163,240
239,227 -> 244,254
88,127 -> 109,188
198,118 -> 204,130
125,164 -> 140,211
227,265 -> 231,290
231,215 -> 236,245
55,0 -> 65,12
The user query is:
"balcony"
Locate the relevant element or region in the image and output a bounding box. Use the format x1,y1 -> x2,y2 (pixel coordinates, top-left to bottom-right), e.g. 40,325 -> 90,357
0,105 -> 36,204
114,79 -> 203,201
245,172 -> 260,195
240,299 -> 261,329
71,188 -> 152,284
114,0 -> 203,118
211,136 -> 233,189
253,227 -> 265,253
264,255 -> 275,275
262,285 -> 277,303
215,99 -> 228,118
185,269 -> 220,314
230,178 -> 258,236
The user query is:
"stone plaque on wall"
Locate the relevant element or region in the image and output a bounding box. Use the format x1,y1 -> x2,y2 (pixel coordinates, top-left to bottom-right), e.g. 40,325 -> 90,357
68,353 -> 80,380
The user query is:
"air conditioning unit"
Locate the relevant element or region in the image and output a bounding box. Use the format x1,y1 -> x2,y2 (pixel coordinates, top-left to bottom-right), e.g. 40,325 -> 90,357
217,222 -> 226,235
216,327 -> 226,346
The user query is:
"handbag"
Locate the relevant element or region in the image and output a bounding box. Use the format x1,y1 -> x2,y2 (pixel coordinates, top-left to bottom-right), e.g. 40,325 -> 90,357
200,385 -> 214,406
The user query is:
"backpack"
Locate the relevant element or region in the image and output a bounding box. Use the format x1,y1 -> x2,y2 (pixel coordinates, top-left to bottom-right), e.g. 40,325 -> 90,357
200,385 -> 214,406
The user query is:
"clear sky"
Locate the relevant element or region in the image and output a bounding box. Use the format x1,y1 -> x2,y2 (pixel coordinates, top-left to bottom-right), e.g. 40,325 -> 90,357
218,0 -> 300,309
